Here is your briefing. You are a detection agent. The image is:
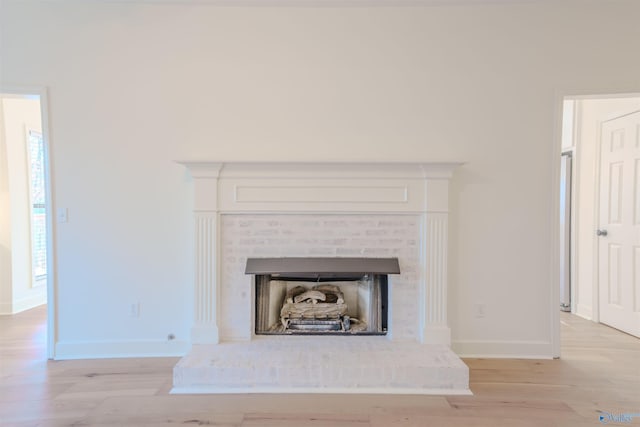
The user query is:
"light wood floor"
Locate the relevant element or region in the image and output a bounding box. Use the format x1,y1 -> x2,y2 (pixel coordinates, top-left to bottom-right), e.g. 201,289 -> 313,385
1,307 -> 638,426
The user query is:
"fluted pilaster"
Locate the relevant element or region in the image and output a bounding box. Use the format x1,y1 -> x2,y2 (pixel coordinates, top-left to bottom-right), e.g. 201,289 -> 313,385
422,213 -> 451,345
191,213 -> 219,344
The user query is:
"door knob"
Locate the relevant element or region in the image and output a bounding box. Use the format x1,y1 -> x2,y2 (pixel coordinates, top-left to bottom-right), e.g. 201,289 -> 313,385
597,229 -> 608,236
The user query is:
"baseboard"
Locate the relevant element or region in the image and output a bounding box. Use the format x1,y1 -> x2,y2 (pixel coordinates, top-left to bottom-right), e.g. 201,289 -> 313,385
0,301 -> 13,315
0,293 -> 46,315
575,304 -> 593,320
171,386 -> 473,396
452,339 -> 553,359
54,339 -> 190,360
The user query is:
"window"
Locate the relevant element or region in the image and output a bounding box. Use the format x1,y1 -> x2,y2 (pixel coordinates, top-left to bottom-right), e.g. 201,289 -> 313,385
28,129 -> 47,281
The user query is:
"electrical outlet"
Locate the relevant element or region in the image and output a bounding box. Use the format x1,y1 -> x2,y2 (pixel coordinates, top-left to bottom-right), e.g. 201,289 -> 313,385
129,302 -> 140,318
474,303 -> 486,319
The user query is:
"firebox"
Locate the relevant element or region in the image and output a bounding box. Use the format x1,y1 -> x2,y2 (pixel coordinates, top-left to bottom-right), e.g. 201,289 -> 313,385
246,257 -> 400,336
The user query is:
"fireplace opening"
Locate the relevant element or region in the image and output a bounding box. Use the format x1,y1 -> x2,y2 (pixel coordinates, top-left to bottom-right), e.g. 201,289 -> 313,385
246,257 -> 399,336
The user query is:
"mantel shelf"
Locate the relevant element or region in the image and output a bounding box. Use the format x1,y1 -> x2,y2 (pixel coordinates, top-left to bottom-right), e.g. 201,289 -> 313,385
175,161 -> 465,179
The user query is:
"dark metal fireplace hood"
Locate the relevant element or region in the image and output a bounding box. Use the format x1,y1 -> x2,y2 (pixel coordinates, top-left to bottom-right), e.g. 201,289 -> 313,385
245,257 -> 400,278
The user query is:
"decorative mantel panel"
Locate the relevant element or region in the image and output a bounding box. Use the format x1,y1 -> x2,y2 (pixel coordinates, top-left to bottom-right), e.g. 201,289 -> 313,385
178,161 -> 462,346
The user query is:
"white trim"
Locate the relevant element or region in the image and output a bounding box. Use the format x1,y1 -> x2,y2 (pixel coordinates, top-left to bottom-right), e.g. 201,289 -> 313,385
46,0 -> 552,7
0,291 -> 46,315
592,115 -> 604,324
171,386 -> 473,395
41,89 -> 55,360
422,213 -> 450,344
13,292 -> 46,313
0,303 -> 11,315
192,213 -> 220,344
54,339 -> 190,360
575,304 -> 593,321
452,339 -> 554,359
550,93 -> 563,358
177,161 -> 463,180
221,179 -> 424,212
0,86 -> 56,360
564,92 -> 640,101
569,105 -> 578,315
572,100 -> 583,317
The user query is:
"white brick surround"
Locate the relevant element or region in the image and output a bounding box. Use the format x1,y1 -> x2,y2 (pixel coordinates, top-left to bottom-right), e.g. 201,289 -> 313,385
220,214 -> 421,341
173,162 -> 469,394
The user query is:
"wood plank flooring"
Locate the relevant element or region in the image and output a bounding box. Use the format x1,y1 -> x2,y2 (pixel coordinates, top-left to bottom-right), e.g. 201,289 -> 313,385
1,307 -> 638,426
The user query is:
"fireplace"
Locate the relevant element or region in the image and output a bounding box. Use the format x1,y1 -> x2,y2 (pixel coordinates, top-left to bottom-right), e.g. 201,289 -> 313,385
248,257 -> 398,335
172,162 -> 470,394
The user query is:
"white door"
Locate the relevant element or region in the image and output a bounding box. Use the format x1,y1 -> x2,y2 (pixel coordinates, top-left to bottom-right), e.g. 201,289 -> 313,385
598,110 -> 640,338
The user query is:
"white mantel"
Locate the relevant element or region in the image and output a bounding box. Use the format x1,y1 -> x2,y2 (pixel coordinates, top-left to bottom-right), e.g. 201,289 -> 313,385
178,161 -> 462,347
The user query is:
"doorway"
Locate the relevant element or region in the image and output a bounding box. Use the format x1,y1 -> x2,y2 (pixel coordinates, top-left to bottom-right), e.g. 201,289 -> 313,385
0,89 -> 54,358
559,94 -> 640,340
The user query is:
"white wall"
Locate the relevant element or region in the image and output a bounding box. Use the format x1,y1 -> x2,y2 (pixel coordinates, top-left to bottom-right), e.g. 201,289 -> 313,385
1,0 -> 639,358
573,97 -> 640,320
0,96 -> 47,314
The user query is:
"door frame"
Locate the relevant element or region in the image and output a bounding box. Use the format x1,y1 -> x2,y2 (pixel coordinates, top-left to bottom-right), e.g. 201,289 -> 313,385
552,91 -> 640,358
1,86 -> 56,359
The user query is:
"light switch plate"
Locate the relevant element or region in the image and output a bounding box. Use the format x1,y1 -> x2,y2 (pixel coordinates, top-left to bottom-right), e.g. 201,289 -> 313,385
57,208 -> 68,223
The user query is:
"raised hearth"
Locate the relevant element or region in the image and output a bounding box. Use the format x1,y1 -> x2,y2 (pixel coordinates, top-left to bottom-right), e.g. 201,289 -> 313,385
174,339 -> 469,394
172,162 -> 469,394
